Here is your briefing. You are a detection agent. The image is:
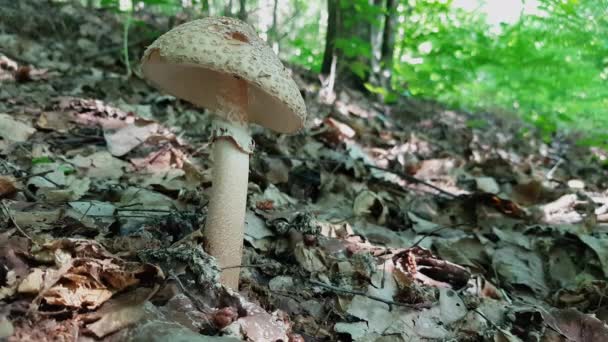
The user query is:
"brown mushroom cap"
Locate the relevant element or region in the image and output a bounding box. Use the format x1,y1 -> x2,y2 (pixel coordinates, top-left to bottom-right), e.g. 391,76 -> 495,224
141,17 -> 307,133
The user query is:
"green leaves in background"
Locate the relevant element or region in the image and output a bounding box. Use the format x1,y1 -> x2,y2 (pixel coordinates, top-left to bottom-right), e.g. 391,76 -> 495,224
391,0 -> 608,142
87,0 -> 608,148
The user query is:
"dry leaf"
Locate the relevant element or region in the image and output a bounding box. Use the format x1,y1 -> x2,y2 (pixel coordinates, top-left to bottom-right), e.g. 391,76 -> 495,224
104,120 -> 159,156
0,113 -> 36,142
0,177 -> 17,198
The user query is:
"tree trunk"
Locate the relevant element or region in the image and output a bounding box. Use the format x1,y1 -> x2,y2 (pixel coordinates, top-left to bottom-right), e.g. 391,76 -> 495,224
379,0 -> 396,92
201,0 -> 210,15
321,0 -> 339,75
370,0 -> 384,87
322,0 -> 375,92
339,0 -> 373,91
270,0 -> 278,40
223,0 -> 233,17
238,0 -> 247,21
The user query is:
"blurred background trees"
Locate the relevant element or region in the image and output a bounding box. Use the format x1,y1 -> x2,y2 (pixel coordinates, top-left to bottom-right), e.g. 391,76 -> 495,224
81,0 -> 608,147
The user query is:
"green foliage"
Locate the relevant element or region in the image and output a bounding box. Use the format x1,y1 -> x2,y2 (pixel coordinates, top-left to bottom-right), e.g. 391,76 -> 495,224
278,2 -> 326,73
391,0 -> 608,144
95,0 -> 184,15
31,156 -> 53,165
88,0 -> 608,148
364,83 -> 398,103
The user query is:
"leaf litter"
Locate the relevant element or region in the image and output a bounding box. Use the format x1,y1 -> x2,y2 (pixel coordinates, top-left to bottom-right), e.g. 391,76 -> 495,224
2,2 -> 608,341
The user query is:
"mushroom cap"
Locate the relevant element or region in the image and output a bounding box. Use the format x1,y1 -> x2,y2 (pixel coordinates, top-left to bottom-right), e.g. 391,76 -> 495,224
141,17 -> 307,133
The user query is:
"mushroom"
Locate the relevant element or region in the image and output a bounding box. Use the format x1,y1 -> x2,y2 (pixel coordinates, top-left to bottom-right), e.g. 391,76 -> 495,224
140,17 -> 307,289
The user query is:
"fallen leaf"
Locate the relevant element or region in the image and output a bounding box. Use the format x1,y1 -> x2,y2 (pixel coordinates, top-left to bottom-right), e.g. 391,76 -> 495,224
0,177 -> 17,198
17,268 -> 45,294
69,151 -> 129,179
36,111 -> 71,132
0,113 -> 36,142
577,234 -> 608,277
492,246 -> 548,296
86,302 -> 146,338
104,120 -> 159,156
228,302 -> 290,342
549,308 -> 608,342
438,288 -> 467,324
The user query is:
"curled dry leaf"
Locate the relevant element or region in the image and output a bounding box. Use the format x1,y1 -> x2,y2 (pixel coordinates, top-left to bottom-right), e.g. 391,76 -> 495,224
393,246 -> 471,290
0,177 -> 17,199
213,307 -> 238,330
255,200 -> 274,211
30,239 -> 163,312
60,96 -> 134,130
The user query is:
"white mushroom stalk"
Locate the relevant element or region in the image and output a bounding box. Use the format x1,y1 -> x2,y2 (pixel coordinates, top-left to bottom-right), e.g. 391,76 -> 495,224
140,16 -> 307,289
205,77 -> 253,288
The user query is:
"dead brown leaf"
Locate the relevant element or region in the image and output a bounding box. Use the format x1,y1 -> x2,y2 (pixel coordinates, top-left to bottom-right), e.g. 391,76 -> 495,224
0,177 -> 17,199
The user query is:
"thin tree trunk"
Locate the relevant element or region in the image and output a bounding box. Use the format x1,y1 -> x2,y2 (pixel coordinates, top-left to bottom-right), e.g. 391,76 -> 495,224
238,0 -> 247,21
224,0 -> 233,17
322,0 -> 374,91
201,0 -> 209,15
270,0 -> 278,41
370,0 -> 384,87
340,0 -> 372,91
321,0 -> 339,75
379,0 -> 396,93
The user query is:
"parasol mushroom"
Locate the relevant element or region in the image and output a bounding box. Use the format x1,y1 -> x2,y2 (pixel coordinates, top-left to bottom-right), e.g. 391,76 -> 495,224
140,17 -> 307,289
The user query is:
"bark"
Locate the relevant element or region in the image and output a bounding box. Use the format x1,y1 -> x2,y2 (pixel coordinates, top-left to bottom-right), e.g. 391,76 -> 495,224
321,0 -> 339,75
201,0 -> 209,15
270,0 -> 278,41
238,0 -> 247,21
223,0 -> 233,17
379,0 -> 396,92
340,0 -> 372,91
370,0 -> 384,87
322,0 -> 377,91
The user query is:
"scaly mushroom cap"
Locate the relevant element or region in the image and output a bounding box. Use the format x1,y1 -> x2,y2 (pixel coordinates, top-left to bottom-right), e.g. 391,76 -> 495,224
141,17 -> 307,133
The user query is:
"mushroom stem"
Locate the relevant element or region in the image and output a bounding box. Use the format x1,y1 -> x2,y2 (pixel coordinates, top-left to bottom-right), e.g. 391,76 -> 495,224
205,131 -> 250,289
204,76 -> 251,289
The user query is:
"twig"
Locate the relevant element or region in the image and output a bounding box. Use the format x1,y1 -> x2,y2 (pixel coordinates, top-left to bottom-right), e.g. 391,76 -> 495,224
409,222 -> 473,248
117,202 -> 144,209
167,270 -> 213,320
221,263 -> 273,270
367,164 -> 457,198
472,307 -> 499,329
116,208 -> 176,213
263,153 -> 457,198
16,170 -> 55,180
309,279 -> 430,310
79,202 -> 93,221
1,200 -> 33,241
314,301 -> 334,338
85,214 -> 168,218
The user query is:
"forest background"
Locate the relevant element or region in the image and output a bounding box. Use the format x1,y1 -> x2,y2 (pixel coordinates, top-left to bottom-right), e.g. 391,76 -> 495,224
92,0 -> 608,149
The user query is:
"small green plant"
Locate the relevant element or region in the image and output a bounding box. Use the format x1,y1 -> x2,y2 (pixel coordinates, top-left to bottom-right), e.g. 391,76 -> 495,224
31,156 -> 53,165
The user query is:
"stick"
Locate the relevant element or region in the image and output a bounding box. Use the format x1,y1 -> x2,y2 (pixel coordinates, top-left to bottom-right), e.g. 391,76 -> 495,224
1,200 -> 33,241
309,279 -> 431,310
263,153 -> 457,198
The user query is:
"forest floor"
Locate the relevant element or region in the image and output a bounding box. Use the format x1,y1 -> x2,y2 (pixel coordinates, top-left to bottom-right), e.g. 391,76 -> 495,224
2,2 -> 608,341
